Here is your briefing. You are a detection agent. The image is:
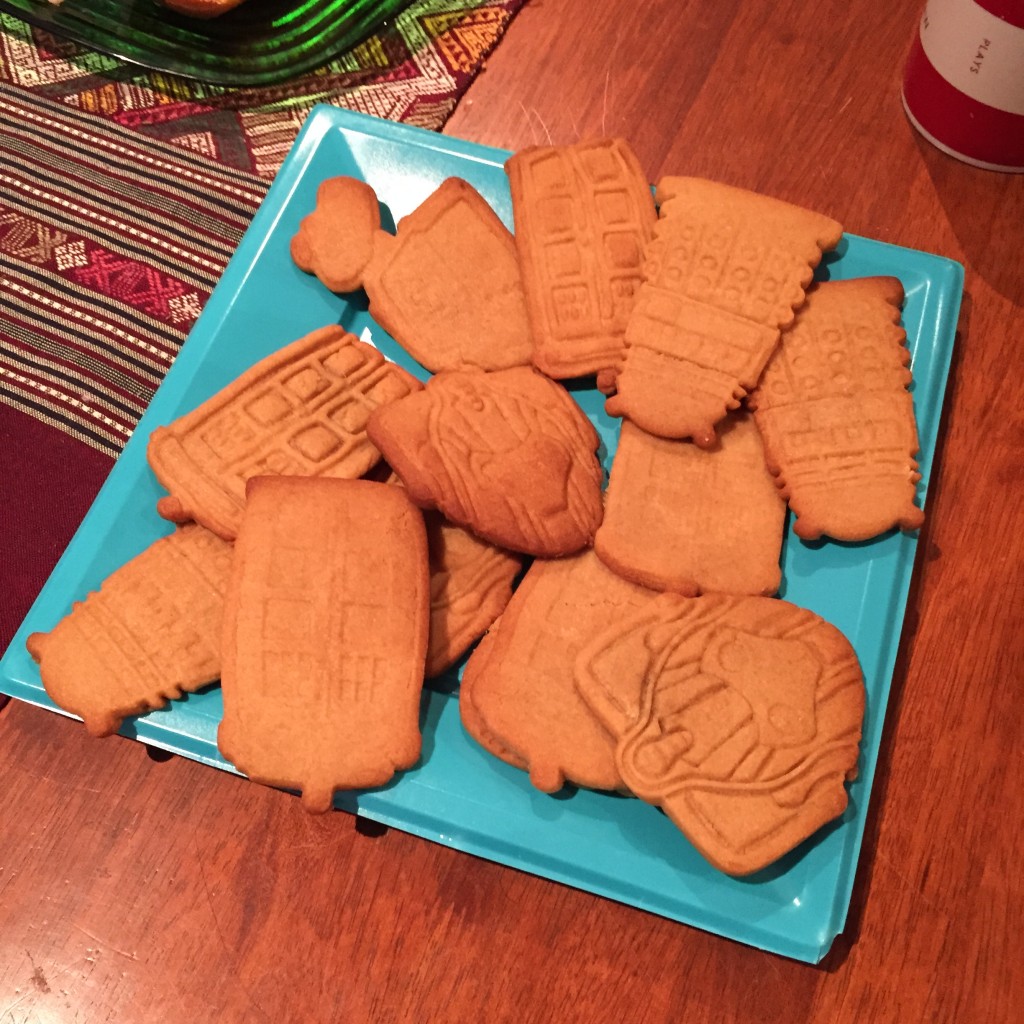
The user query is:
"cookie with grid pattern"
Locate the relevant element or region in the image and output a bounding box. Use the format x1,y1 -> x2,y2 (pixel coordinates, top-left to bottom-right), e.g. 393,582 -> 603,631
217,477 -> 429,812
148,325 -> 421,540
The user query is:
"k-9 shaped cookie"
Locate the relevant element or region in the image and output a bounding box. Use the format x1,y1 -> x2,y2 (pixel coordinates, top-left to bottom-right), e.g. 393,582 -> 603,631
292,176 -> 533,373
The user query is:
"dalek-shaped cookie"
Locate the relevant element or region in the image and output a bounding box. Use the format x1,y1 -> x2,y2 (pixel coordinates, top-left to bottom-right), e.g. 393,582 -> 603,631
748,277 -> 925,541
601,177 -> 843,447
27,524 -> 233,737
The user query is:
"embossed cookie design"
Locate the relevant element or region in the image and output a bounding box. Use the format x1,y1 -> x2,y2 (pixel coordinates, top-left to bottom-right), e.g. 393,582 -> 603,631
575,593 -> 865,876
366,367 -> 604,557
461,547 -> 659,793
749,277 -> 925,541
217,477 -> 429,813
602,177 -> 843,446
27,524 -> 232,737
507,138 -> 657,379
595,414 -> 786,596
292,176 -> 533,373
424,510 -> 522,678
362,178 -> 534,372
148,325 -> 421,540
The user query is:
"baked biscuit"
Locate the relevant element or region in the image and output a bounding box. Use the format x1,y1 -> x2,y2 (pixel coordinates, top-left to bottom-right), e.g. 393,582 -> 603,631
424,510 -> 522,677
26,524 -> 232,737
291,176 -> 533,373
507,138 -> 656,379
217,477 -> 429,812
457,617 -> 531,774
290,177 -> 381,293
603,177 -> 843,446
461,548 -> 658,793
362,178 -> 534,372
148,325 -> 421,540
366,367 -> 604,557
595,414 -> 786,595
749,277 -> 925,541
575,593 -> 865,875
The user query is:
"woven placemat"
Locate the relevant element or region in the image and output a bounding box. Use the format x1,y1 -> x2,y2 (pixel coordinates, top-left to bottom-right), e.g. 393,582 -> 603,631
0,0 -> 526,177
1,83 -> 268,455
0,83 -> 270,644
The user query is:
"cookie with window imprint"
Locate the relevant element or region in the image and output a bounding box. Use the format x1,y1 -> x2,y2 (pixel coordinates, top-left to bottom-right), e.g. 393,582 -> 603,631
507,138 -> 657,379
148,325 -> 421,540
217,477 -> 429,812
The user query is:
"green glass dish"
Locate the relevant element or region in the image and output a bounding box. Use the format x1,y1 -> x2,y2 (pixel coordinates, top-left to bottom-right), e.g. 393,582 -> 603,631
0,0 -> 412,86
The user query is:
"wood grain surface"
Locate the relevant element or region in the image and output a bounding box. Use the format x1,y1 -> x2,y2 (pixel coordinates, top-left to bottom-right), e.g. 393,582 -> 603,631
2,1 -> 1022,1022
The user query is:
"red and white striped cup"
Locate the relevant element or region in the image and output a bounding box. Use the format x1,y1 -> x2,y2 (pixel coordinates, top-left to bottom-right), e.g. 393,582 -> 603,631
903,0 -> 1024,172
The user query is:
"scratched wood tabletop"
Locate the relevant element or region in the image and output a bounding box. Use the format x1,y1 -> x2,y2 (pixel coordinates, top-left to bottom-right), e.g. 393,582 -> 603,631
1,1 -> 1021,1021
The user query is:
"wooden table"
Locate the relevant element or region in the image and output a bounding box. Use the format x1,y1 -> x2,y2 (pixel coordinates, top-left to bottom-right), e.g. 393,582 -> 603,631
2,1 -> 1021,1020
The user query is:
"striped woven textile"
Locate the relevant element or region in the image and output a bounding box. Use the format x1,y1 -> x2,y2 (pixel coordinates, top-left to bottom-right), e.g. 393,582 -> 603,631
0,83 -> 268,457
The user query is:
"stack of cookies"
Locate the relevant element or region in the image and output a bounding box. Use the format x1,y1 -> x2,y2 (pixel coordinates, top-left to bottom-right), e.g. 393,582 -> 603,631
27,135 -> 927,878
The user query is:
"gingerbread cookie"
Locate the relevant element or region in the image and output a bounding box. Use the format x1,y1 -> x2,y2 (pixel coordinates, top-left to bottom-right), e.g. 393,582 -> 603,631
595,414 -> 786,596
457,619 -> 531,774
26,524 -> 232,737
362,177 -> 534,372
602,176 -> 843,446
217,476 -> 429,812
575,593 -> 865,875
424,510 -> 522,677
507,138 -> 656,379
290,177 -> 381,293
148,325 -> 421,540
749,277 -> 925,541
292,176 -> 533,373
461,547 -> 659,793
366,367 -> 604,557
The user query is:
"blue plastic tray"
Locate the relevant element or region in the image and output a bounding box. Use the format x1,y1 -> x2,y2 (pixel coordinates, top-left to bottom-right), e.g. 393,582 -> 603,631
0,106 -> 963,963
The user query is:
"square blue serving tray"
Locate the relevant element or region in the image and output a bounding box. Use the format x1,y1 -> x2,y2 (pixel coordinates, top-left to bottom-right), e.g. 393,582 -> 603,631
0,105 -> 963,963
